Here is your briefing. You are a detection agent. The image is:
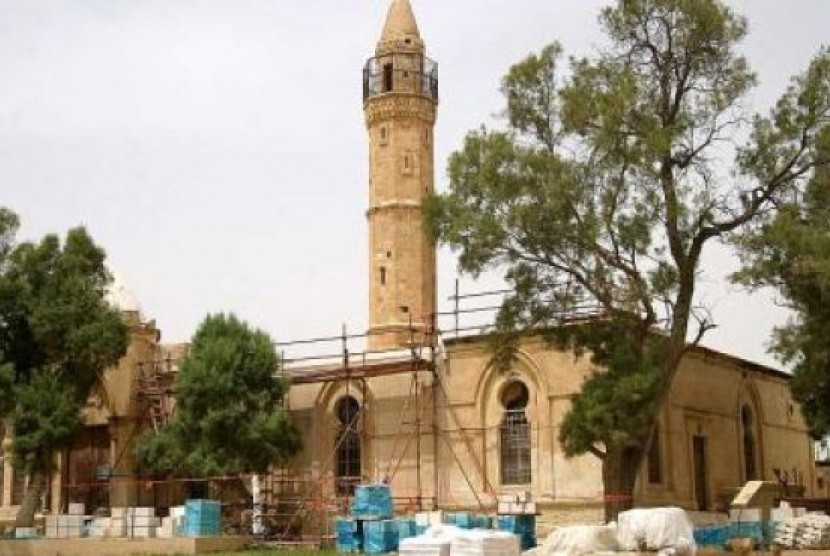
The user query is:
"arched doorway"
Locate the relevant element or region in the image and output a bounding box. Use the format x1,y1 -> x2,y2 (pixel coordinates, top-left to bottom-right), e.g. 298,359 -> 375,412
334,396 -> 362,495
500,381 -> 531,485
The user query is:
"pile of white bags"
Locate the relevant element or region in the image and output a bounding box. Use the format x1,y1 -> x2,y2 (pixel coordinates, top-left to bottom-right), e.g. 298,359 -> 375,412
616,507 -> 695,555
774,514 -> 830,549
528,524 -> 619,556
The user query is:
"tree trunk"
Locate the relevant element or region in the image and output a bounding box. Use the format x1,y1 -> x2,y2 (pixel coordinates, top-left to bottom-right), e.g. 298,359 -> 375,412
602,448 -> 640,524
14,469 -> 46,529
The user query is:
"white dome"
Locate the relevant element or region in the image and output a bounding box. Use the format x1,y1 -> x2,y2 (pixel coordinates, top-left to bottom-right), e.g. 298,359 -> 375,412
105,271 -> 141,314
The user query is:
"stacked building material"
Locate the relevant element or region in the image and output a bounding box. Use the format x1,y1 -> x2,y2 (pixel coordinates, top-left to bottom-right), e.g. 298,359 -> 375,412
183,499 -> 222,537
363,518 -> 400,554
45,504 -> 88,539
774,514 -> 830,549
351,484 -> 394,520
13,527 -> 37,539
496,491 -> 537,549
443,512 -> 493,530
444,512 -> 475,529
397,516 -> 418,541
336,517 -> 364,553
89,517 -> 115,538
125,507 -> 160,538
497,514 -> 536,550
157,505 -> 187,538
399,535 -> 451,556
694,524 -> 730,548
416,511 -> 444,535
450,529 -> 520,556
497,492 -> 536,516
108,507 -> 130,537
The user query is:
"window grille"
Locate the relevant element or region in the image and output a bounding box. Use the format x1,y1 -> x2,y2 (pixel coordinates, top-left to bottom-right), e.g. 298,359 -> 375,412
335,397 -> 362,495
500,408 -> 531,485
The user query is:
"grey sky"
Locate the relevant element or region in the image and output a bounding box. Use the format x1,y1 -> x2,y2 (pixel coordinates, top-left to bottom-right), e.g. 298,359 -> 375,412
1,1 -> 828,366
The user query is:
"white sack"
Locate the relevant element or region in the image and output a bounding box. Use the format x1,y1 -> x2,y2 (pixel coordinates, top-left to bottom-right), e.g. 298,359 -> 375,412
617,507 -> 695,555
532,524 -> 619,556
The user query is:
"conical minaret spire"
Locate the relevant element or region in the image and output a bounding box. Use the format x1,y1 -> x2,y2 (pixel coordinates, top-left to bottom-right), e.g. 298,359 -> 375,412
377,0 -> 424,55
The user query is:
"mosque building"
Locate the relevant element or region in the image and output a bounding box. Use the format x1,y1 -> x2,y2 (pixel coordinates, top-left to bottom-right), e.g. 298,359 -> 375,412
0,0 -> 819,531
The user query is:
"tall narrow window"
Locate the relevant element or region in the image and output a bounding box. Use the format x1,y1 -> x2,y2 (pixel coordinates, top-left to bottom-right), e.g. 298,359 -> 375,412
500,381 -> 531,485
335,396 -> 362,495
742,405 -> 758,481
380,267 -> 387,286
648,424 -> 663,484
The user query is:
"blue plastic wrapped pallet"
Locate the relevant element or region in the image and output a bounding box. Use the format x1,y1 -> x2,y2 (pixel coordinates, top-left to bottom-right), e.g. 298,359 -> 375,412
396,517 -> 417,540
519,531 -> 537,550
474,515 -> 493,529
694,524 -> 729,548
336,518 -> 363,553
445,512 -> 475,529
184,499 -> 221,537
363,519 -> 399,554
351,484 -> 394,520
497,514 -> 536,550
497,514 -> 536,533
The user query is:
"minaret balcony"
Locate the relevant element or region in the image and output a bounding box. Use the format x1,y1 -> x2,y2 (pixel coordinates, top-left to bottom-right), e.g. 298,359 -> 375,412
363,55 -> 438,102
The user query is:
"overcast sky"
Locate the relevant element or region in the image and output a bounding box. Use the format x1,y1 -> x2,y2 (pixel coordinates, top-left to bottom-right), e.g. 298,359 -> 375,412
1,1 -> 828,367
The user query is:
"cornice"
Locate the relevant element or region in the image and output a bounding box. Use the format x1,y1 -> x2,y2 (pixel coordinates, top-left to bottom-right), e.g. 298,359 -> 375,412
364,94 -> 437,126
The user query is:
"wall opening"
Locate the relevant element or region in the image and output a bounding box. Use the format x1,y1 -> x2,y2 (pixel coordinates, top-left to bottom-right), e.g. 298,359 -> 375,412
741,405 -> 758,481
500,381 -> 531,485
380,267 -> 387,286
693,435 -> 709,510
335,396 -> 362,495
383,63 -> 394,92
648,424 -> 663,484
11,464 -> 25,506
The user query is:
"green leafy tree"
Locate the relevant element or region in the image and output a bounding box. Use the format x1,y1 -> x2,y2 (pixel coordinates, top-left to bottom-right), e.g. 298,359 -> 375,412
733,134 -> 830,438
137,313 -> 300,479
427,0 -> 830,519
0,208 -> 129,527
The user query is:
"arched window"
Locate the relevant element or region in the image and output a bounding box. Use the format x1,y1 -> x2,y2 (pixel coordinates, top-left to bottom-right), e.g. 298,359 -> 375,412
335,396 -> 362,495
500,381 -> 531,485
741,405 -> 758,481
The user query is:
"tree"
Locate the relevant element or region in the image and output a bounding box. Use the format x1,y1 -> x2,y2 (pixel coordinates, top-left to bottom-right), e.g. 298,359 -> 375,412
733,132 -> 830,438
136,313 -> 300,479
0,208 -> 129,527
427,0 -> 830,520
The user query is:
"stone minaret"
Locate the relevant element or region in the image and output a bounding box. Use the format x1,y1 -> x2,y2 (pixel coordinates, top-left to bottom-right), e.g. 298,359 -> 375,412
364,0 -> 438,350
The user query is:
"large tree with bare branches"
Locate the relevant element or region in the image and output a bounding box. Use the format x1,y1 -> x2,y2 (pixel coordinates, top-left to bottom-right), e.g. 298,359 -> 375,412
427,0 -> 830,520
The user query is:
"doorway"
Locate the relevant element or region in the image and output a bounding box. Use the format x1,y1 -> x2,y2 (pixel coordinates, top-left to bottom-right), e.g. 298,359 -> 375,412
692,435 -> 709,510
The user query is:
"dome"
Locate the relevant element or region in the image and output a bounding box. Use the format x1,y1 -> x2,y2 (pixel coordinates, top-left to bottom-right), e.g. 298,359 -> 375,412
105,270 -> 141,314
